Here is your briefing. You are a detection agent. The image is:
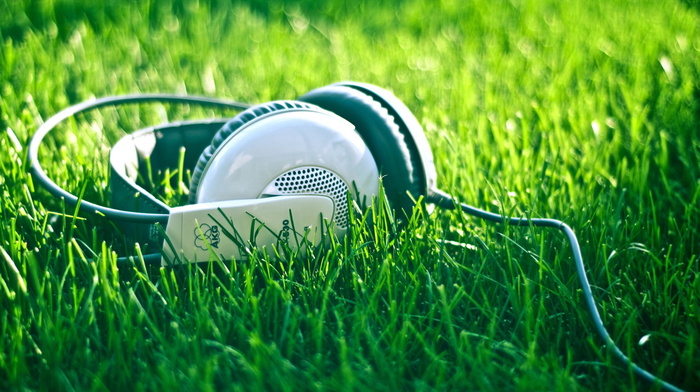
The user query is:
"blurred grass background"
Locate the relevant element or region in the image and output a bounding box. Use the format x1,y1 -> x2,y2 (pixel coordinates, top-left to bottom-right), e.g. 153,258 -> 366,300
1,0 -> 699,390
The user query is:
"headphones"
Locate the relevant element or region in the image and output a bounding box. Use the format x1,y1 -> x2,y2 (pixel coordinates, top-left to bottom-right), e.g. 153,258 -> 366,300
28,82 -> 684,392
29,82 -> 439,265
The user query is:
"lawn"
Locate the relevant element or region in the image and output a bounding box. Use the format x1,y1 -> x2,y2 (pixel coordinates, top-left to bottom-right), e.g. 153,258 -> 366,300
1,0 -> 699,390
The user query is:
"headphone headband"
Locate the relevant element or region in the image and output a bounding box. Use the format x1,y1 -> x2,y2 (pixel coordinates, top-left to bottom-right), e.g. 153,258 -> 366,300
28,94 -> 250,224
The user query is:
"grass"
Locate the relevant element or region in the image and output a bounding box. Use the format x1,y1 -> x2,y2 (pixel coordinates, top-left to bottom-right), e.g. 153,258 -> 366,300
1,0 -> 699,390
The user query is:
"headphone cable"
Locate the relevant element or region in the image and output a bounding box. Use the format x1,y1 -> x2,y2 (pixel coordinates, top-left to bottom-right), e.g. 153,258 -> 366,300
427,188 -> 684,392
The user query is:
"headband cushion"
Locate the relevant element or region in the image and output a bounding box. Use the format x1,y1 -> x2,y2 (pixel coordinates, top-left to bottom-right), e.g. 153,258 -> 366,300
299,84 -> 425,218
188,100 -> 314,203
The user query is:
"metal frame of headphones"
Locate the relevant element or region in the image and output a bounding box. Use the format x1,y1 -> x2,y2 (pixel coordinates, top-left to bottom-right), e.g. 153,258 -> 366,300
28,82 -> 684,392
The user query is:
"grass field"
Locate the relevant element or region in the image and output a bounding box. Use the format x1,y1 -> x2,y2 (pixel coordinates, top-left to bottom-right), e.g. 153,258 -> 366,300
1,0 -> 699,390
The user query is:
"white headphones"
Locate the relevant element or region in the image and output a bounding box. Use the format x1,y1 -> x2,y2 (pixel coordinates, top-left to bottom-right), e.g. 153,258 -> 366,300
27,82 -> 684,392
29,82 -> 438,265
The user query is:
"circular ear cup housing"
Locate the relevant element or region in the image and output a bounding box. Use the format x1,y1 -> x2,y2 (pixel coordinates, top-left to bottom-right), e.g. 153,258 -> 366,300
299,82 -> 436,219
188,101 -> 312,204
188,100 -> 380,232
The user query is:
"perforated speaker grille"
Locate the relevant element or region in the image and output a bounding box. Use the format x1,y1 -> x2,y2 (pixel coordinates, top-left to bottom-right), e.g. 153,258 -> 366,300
268,167 -> 349,228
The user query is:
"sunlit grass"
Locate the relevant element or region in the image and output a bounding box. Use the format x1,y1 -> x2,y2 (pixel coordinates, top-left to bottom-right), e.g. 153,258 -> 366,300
1,0 -> 699,390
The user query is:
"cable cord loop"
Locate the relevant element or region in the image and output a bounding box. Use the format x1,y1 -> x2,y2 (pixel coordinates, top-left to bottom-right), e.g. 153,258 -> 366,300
427,188 -> 684,392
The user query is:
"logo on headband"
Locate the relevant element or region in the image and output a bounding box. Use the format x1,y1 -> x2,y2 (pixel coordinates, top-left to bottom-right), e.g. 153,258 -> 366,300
194,223 -> 220,250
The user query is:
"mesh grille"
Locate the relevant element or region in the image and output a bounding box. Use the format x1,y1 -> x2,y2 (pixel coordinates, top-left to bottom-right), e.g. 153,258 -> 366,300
269,167 -> 349,228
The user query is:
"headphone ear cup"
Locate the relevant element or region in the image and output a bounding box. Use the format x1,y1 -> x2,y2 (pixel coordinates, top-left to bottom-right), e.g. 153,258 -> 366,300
299,84 -> 430,218
188,100 -> 314,204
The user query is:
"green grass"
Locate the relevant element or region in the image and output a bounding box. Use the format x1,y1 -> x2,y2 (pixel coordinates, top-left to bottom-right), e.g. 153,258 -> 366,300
1,0 -> 699,390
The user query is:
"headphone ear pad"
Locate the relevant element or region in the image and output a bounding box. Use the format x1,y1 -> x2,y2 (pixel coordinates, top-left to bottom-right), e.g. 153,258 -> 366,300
299,85 -> 422,217
188,100 -> 315,204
